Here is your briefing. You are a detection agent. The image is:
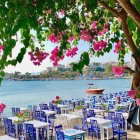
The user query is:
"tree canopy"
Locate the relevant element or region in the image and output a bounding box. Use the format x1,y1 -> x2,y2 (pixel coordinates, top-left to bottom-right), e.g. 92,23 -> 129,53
0,0 -> 140,83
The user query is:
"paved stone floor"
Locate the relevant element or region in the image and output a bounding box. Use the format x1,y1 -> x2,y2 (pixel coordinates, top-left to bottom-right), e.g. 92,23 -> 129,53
0,126 -> 140,139
127,130 -> 140,140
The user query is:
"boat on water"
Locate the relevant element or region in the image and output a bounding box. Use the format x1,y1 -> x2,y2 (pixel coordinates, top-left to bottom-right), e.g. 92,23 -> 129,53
86,84 -> 105,94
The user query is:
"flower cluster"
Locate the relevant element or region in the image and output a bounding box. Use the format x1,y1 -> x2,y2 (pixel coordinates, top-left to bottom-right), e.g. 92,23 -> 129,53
98,23 -> 109,36
28,50 -> 49,66
50,46 -> 64,66
114,40 -> 122,53
66,47 -> 78,57
52,96 -> 62,105
112,65 -> 124,76
0,45 -> 4,54
67,35 -> 75,42
48,34 -> 59,43
15,111 -> 30,124
127,90 -> 137,98
38,18 -> 44,24
93,40 -> 107,51
0,103 -> 6,113
90,21 -> 97,29
80,30 -> 92,42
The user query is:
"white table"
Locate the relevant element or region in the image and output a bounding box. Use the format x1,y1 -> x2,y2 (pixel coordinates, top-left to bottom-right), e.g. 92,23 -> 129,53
20,108 -> 27,111
24,120 -> 49,140
116,103 -> 129,108
57,104 -> 68,108
88,108 -> 106,114
122,113 -> 128,131
57,104 -> 70,113
87,117 -> 112,140
0,135 -> 17,140
60,114 -> 80,120
62,129 -> 86,140
8,116 -> 19,122
42,110 -> 56,122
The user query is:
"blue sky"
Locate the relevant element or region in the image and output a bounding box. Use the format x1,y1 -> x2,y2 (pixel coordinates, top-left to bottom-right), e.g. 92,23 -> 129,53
5,40 -> 131,73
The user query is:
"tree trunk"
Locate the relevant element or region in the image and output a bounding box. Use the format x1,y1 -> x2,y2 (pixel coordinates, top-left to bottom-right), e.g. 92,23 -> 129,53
117,0 -> 140,28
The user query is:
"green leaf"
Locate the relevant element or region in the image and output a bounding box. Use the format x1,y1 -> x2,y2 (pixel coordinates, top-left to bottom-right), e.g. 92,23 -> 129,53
85,0 -> 98,12
16,48 -> 26,63
7,59 -> 17,66
0,71 -> 5,77
127,17 -> 137,34
80,52 -> 90,66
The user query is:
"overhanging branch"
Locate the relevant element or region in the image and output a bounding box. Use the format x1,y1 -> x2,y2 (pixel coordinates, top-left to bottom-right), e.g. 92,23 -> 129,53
97,0 -> 119,16
117,0 -> 140,28
120,10 -> 140,69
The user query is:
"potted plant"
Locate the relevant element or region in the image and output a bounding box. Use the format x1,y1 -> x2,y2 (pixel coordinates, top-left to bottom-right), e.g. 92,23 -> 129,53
52,96 -> 62,106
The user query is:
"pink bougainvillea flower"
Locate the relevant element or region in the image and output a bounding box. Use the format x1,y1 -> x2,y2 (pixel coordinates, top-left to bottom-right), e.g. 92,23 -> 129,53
118,17 -> 121,22
38,18 -> 44,24
80,30 -> 92,42
0,45 -> 4,53
56,96 -> 60,100
91,21 -> 96,29
52,100 -> 55,104
93,40 -> 107,51
127,90 -> 137,98
60,10 -> 65,16
50,46 -> 64,66
97,31 -> 103,36
28,50 -> 49,66
67,35 -> 75,42
112,66 -> 124,76
66,47 -> 78,57
136,98 -> 140,106
97,23 -> 109,36
0,103 -> 6,113
48,34 -> 58,43
114,40 -> 122,53
57,10 -> 65,19
1,103 -> 6,108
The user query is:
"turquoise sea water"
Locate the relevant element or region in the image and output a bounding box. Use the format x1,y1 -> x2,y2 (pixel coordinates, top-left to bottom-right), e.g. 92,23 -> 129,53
0,79 -> 130,116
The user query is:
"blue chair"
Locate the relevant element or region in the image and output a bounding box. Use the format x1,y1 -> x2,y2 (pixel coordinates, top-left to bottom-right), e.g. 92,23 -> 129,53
40,111 -> 47,122
109,104 -> 114,109
16,108 -> 20,114
39,127 -> 50,140
56,107 -> 61,114
108,111 -> 115,120
34,111 -> 41,120
88,110 -> 95,117
43,104 -> 49,110
33,105 -> 37,112
90,119 -> 100,139
115,113 -> 125,129
55,125 -> 63,132
17,123 -> 24,137
112,122 -> 127,140
11,107 -> 16,116
7,119 -> 16,138
56,131 -> 65,140
39,104 -> 44,110
82,108 -> 88,118
82,118 -> 91,133
3,118 -> 8,134
26,124 -> 36,140
28,105 -> 32,110
50,104 -> 56,111
49,119 -> 54,139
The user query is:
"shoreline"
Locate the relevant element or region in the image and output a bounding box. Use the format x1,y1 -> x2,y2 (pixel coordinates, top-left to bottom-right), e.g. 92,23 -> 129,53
5,77 -> 131,81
